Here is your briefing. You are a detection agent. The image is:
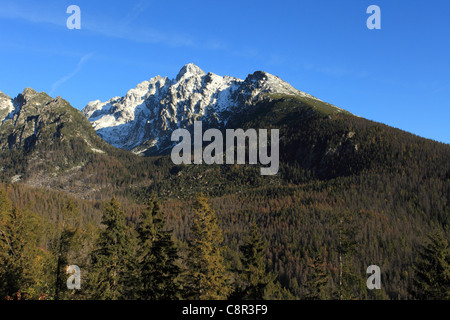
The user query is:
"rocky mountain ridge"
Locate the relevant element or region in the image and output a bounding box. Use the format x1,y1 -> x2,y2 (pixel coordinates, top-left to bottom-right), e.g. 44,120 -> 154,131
81,63 -> 338,155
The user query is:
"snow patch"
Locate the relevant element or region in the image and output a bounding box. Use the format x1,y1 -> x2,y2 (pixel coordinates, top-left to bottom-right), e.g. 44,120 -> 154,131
91,148 -> 105,154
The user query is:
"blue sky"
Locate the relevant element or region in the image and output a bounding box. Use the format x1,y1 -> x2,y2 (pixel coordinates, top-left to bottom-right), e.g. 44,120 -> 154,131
0,0 -> 449,143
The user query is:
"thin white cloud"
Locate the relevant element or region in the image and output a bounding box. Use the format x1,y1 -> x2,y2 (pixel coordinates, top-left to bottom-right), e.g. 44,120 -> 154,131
0,1 -> 64,26
0,0 -> 195,48
50,53 -> 94,95
121,0 -> 151,30
84,18 -> 195,48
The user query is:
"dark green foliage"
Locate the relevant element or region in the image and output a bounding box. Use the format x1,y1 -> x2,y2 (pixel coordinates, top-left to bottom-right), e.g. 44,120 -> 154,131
88,197 -> 136,300
412,232 -> 450,300
304,254 -> 330,300
184,194 -> 232,300
0,204 -> 29,299
0,188 -> 47,299
233,223 -> 277,300
136,200 -> 181,299
52,200 -> 82,300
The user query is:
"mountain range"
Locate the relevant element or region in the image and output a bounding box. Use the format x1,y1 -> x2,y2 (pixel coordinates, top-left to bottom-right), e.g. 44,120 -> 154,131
0,63 -> 359,196
0,63 -> 448,194
0,64 -> 448,299
81,63 -> 345,155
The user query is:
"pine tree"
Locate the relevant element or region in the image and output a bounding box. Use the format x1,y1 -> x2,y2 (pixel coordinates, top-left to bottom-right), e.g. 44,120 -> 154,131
412,231 -> 450,300
88,196 -> 136,300
184,194 -> 231,300
235,223 -> 276,300
137,200 -> 181,299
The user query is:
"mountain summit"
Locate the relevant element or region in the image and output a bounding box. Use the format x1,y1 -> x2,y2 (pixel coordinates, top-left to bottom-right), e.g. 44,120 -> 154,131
176,62 -> 206,81
82,63 -> 338,155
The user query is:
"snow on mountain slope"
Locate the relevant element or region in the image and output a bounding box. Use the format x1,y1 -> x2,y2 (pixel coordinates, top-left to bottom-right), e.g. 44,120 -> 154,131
0,91 -> 15,122
82,63 -> 321,155
0,89 -> 31,123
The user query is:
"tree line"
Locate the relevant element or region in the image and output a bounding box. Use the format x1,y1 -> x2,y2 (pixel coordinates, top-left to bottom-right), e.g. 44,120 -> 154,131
0,190 -> 288,300
0,188 -> 448,300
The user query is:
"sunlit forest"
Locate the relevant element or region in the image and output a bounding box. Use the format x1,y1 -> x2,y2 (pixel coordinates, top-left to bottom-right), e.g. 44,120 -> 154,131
0,96 -> 449,300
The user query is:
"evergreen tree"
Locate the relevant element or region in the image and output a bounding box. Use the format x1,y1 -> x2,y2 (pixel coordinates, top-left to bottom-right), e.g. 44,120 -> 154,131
0,202 -> 25,299
137,200 -> 181,299
234,223 -> 276,300
0,194 -> 44,299
53,199 -> 81,300
412,231 -> 450,300
304,253 -> 329,300
88,196 -> 136,300
184,194 -> 231,300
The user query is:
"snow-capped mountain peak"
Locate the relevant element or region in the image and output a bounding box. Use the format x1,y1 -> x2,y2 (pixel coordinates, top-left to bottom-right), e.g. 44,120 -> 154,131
176,63 -> 206,81
81,64 -> 322,155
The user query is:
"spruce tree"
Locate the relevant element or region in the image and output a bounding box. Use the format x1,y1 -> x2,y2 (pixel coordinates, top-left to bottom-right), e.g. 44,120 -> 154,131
184,194 -> 231,300
53,199 -> 81,300
0,199 -> 43,299
413,231 -> 450,300
88,196 -> 135,300
235,223 -> 276,300
137,200 -> 181,299
304,254 -> 329,300
0,204 -> 26,299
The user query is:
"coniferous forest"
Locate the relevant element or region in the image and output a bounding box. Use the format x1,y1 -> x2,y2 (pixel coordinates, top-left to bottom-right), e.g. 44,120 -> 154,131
0,95 -> 449,301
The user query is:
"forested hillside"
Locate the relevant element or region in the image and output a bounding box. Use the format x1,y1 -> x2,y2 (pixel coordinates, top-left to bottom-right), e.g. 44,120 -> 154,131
0,92 -> 448,300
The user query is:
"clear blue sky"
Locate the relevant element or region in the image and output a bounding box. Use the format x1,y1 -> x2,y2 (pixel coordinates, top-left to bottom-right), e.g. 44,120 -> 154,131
0,0 -> 449,143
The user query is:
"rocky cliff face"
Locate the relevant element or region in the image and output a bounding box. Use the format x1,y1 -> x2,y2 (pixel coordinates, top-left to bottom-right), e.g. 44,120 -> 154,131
0,88 -> 56,151
0,87 -> 121,196
82,63 -> 324,155
0,88 -> 103,153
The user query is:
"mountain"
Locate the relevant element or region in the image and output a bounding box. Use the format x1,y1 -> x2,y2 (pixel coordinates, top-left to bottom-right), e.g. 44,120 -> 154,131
82,63 -> 346,155
0,88 -> 158,198
0,67 -> 449,300
0,88 -> 95,152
